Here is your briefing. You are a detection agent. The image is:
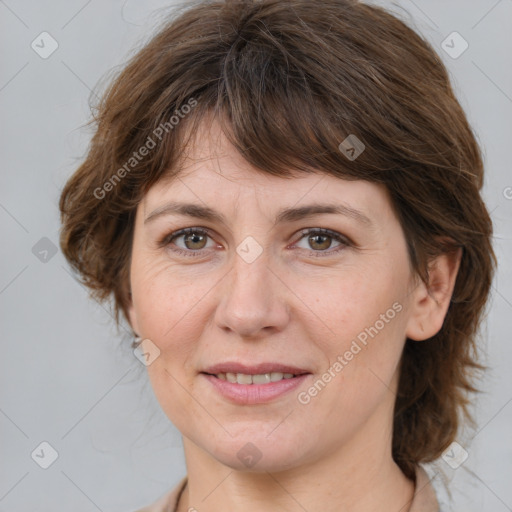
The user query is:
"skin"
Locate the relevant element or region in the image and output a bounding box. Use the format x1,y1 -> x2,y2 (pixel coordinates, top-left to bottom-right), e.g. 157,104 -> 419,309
128,120 -> 461,512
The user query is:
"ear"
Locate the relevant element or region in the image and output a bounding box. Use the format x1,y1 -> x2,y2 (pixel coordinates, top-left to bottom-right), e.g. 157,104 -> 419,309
405,247 -> 462,341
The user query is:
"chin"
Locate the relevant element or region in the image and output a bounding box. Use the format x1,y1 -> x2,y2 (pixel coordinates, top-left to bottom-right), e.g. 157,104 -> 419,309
213,448 -> 303,473
202,429 -> 312,473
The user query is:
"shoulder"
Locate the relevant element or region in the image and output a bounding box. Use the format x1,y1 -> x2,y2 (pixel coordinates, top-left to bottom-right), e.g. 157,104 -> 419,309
133,477 -> 187,512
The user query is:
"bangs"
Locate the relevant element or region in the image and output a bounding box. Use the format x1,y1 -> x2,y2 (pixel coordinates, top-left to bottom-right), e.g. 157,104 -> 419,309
119,5 -> 429,196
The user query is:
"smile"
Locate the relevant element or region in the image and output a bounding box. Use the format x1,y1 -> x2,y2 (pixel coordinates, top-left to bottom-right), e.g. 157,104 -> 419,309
214,372 -> 296,384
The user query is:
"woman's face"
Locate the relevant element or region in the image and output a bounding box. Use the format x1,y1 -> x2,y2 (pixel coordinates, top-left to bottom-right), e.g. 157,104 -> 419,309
128,122 -> 421,472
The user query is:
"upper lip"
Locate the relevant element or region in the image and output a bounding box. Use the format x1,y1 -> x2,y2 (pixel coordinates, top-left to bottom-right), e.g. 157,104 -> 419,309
202,362 -> 310,375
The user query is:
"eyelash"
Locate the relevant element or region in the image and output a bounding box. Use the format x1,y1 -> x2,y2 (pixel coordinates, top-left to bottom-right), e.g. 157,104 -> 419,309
159,227 -> 352,258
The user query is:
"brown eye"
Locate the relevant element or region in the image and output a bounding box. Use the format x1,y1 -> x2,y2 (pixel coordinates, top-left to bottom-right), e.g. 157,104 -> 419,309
181,231 -> 208,250
294,228 -> 350,256
308,233 -> 334,251
162,227 -> 216,257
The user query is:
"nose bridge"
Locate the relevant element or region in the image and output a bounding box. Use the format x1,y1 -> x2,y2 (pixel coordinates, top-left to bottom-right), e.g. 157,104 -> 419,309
231,244 -> 271,297
214,241 -> 290,337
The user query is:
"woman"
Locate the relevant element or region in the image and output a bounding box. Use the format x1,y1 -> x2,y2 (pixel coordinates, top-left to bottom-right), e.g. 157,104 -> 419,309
59,0 -> 495,510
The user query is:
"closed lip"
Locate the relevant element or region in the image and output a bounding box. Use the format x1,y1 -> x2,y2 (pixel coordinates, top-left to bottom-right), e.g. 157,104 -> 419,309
202,362 -> 310,375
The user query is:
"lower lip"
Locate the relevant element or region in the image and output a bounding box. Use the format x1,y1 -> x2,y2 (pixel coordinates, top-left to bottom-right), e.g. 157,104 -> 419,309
202,373 -> 311,405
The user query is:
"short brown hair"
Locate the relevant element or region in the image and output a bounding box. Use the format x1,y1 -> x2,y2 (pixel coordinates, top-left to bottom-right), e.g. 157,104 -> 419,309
59,0 -> 496,479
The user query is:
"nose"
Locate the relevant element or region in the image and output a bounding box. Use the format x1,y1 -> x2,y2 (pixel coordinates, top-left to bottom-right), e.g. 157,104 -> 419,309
214,249 -> 291,339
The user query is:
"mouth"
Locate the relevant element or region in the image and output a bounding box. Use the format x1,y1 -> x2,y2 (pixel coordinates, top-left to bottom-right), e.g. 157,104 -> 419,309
201,362 -> 310,383
200,363 -> 311,404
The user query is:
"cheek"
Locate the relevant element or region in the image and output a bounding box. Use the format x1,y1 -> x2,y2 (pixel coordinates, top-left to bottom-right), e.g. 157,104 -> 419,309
301,265 -> 407,350
301,265 -> 409,401
130,261 -> 212,426
132,257 -> 208,337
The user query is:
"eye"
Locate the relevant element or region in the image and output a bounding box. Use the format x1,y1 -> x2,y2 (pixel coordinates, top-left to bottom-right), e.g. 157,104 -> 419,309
160,227 -> 217,257
292,228 -> 351,256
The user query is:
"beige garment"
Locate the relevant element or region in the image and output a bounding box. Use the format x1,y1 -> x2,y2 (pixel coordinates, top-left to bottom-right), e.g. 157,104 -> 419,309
135,465 -> 439,512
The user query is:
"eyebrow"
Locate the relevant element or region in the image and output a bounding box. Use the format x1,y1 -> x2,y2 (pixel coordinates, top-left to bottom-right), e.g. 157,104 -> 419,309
144,201 -> 373,226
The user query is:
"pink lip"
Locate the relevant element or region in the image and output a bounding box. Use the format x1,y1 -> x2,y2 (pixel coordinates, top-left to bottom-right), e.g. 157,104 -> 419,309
203,374 -> 310,404
201,362 -> 312,405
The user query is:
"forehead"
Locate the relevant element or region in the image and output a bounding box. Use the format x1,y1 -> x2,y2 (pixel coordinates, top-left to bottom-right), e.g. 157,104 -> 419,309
142,119 -> 394,226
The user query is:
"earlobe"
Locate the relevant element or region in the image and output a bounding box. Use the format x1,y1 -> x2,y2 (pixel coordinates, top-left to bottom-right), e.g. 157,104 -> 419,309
127,296 -> 140,336
405,248 -> 462,341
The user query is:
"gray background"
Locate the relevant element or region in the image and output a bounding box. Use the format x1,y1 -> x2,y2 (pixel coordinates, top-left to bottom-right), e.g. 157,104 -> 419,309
1,0 -> 511,511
